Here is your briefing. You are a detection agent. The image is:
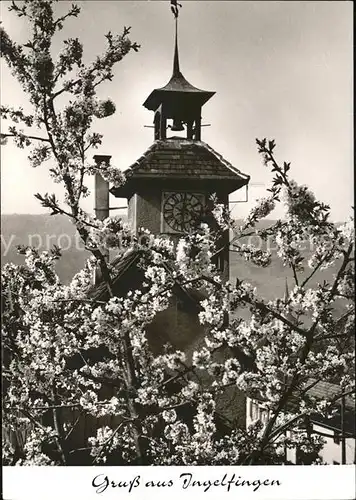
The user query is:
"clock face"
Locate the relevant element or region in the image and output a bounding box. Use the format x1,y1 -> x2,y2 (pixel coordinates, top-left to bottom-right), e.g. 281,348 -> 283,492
163,192 -> 205,233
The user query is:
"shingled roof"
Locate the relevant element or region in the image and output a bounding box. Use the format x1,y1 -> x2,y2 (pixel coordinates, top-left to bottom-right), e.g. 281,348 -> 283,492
306,380 -> 355,434
111,137 -> 250,197
249,378 -> 355,434
88,249 -> 142,302
306,379 -> 354,410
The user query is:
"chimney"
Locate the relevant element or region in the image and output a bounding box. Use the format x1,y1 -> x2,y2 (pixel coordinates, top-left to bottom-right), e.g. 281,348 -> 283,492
93,155 -> 111,283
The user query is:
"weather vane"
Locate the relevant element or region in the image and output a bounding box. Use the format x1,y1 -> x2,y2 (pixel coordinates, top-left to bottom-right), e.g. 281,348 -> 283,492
170,0 -> 182,19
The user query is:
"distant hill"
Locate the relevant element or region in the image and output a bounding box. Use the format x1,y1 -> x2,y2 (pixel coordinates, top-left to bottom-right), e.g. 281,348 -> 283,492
1,214 -> 339,299
1,214 -> 91,283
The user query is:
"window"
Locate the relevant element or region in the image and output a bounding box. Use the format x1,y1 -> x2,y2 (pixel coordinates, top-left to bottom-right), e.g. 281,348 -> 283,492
333,431 -> 340,445
251,401 -> 259,420
218,254 -> 225,272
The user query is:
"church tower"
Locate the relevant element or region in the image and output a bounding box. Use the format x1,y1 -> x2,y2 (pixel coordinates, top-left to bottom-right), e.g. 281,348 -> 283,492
111,10 -> 249,281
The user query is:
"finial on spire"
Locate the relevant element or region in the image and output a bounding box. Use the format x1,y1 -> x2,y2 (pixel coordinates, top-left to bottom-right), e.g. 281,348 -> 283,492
170,1 -> 182,76
172,16 -> 180,76
170,0 -> 182,19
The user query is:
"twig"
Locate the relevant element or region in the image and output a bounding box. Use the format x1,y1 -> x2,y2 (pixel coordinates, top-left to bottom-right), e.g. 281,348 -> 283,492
91,419 -> 133,464
1,132 -> 50,143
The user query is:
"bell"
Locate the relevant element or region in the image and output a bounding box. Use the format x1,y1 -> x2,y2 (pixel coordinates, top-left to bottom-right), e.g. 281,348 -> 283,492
170,118 -> 184,131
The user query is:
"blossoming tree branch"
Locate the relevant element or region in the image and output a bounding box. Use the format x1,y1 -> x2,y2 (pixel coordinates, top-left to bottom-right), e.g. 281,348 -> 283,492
1,0 -> 354,466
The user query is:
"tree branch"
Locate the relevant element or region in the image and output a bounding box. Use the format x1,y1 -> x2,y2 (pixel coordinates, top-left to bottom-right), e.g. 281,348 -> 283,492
1,132 -> 50,143
91,419 -> 133,464
300,247 -> 336,288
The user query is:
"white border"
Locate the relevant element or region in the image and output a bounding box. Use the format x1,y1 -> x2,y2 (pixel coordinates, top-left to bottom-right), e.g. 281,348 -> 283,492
2,465 -> 356,500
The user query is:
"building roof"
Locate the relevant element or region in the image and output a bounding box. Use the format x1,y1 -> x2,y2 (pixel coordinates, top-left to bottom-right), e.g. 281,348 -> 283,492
88,248 -> 205,309
143,73 -> 215,112
306,380 -> 355,435
249,379 -> 354,410
248,378 -> 355,434
88,249 -> 141,301
306,379 -> 354,410
111,137 -> 250,197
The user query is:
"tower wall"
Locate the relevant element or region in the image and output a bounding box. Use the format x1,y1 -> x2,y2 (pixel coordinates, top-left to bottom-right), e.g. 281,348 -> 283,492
127,187 -> 231,282
136,190 -> 162,234
128,190 -> 161,234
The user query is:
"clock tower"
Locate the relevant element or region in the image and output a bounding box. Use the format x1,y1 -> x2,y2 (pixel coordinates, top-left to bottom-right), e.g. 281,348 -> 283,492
111,15 -> 249,280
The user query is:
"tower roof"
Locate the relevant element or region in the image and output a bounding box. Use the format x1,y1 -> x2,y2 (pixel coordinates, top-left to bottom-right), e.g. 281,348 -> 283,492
110,137 -> 250,197
143,18 -> 215,111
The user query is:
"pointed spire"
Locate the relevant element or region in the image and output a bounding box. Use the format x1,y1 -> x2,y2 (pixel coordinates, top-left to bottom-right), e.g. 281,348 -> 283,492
172,17 -> 181,77
142,0 -> 215,112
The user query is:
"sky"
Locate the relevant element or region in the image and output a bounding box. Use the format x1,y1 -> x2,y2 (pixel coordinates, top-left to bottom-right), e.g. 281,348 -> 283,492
0,1 -> 353,221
